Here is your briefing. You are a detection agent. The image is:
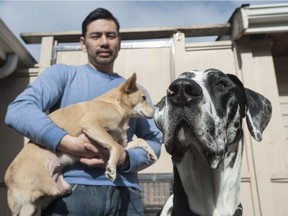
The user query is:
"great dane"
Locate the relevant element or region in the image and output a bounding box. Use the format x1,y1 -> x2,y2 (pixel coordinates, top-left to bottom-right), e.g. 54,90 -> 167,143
154,69 -> 272,216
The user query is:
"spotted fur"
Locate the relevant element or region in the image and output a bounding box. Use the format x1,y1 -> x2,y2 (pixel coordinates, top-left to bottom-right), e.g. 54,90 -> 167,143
155,69 -> 272,216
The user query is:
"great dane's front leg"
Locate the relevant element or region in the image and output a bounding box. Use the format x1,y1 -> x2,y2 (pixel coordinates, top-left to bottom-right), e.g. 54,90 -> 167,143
126,138 -> 157,162
80,117 -> 123,182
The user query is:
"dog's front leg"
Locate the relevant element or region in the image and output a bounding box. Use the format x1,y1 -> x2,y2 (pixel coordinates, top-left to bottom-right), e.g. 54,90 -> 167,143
126,138 -> 157,162
80,119 -> 123,182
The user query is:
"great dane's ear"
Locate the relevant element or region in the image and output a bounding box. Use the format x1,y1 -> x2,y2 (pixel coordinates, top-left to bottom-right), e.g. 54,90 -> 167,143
226,74 -> 246,118
154,97 -> 166,132
244,88 -> 272,142
227,74 -> 272,142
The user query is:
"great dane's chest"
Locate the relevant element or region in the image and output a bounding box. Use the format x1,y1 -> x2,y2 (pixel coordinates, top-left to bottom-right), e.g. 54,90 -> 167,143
175,142 -> 243,216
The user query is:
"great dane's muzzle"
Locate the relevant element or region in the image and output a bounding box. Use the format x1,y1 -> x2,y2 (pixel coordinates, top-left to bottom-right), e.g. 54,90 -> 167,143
155,77 -> 208,164
166,78 -> 226,167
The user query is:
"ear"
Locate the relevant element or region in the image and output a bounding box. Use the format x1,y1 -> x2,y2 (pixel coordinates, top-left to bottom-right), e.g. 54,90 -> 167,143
244,88 -> 272,142
80,36 -> 87,53
227,74 -> 272,142
118,36 -> 122,52
226,74 -> 246,118
121,73 -> 138,94
154,96 -> 166,132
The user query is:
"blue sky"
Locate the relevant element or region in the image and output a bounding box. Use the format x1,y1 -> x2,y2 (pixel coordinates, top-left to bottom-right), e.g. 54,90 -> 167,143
0,0 -> 287,61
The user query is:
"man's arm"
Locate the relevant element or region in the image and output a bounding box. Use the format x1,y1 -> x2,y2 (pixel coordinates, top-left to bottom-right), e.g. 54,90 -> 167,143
5,65 -> 68,151
5,65 -> 103,162
126,117 -> 162,172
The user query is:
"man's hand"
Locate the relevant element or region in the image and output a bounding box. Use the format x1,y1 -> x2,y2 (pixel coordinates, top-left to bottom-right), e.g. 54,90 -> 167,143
57,133 -> 126,168
80,141 -> 109,168
81,140 -> 127,168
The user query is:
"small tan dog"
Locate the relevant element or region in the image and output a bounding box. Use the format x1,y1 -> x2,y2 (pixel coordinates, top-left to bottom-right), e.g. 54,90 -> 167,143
5,73 -> 157,216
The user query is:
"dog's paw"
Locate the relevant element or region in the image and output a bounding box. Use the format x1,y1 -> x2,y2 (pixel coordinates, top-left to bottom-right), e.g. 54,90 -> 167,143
60,185 -> 72,196
105,166 -> 116,182
56,175 -> 72,196
147,151 -> 157,162
142,146 -> 157,162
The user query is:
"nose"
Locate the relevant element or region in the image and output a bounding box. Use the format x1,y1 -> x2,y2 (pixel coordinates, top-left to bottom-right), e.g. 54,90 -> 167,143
100,35 -> 108,46
167,78 -> 202,105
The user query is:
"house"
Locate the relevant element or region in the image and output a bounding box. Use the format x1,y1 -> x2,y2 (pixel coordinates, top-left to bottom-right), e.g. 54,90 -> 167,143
0,3 -> 287,215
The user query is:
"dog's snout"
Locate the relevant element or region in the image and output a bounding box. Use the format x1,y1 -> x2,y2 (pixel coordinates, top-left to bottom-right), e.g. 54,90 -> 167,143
167,78 -> 202,105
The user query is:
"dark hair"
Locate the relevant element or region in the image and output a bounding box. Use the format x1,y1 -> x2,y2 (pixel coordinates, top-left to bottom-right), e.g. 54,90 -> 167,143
82,8 -> 120,36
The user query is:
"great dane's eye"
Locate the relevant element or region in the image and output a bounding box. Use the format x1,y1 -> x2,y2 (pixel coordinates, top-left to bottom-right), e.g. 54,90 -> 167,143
142,96 -> 146,101
217,81 -> 228,88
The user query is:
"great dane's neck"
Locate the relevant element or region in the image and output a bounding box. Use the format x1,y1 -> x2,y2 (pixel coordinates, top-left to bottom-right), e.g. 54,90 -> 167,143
175,138 -> 243,216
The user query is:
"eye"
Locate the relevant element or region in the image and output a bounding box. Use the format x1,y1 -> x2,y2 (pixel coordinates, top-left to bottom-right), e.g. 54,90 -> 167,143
142,96 -> 146,101
217,80 -> 228,88
106,32 -> 117,39
90,33 -> 101,39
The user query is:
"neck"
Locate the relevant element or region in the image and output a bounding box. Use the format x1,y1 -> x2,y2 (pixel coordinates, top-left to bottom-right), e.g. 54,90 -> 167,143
174,140 -> 243,216
88,62 -> 114,74
95,87 -> 132,117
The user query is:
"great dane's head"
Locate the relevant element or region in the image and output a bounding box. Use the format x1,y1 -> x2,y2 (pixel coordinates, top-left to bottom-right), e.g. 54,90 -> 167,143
154,69 -> 272,168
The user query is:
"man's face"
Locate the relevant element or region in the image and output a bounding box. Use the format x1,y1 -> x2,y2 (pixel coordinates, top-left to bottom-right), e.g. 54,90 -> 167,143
80,19 -> 121,73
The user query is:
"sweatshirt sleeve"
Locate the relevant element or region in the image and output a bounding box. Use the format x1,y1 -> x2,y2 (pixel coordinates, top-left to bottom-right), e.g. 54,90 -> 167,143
5,65 -> 69,151
127,118 -> 162,172
124,89 -> 162,172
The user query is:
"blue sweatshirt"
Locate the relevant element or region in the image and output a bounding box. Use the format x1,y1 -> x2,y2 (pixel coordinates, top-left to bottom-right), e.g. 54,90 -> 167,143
5,64 -> 162,191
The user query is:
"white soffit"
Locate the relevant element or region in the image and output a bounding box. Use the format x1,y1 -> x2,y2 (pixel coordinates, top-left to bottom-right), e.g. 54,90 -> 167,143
0,19 -> 36,69
232,3 -> 288,40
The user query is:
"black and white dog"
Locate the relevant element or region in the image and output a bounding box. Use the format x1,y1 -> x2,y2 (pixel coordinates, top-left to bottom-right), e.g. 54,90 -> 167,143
154,69 -> 272,216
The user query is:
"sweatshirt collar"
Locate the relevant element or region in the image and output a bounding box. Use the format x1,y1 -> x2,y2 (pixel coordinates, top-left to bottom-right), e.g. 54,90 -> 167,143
85,64 -> 120,80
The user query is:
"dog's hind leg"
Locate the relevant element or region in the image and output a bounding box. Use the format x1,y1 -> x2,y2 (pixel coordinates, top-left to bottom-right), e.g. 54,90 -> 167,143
31,171 -> 61,202
126,138 -> 157,162
7,189 -> 14,212
19,203 -> 38,216
7,189 -> 21,216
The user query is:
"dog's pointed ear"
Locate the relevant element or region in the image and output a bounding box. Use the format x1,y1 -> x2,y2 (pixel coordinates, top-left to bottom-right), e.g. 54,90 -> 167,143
121,73 -> 138,94
244,89 -> 272,142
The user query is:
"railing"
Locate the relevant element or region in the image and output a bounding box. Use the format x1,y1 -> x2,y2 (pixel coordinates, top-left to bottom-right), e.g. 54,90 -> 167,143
139,173 -> 173,215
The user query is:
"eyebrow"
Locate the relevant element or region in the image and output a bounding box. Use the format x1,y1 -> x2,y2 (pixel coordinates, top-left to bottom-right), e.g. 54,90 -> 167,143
89,31 -> 118,35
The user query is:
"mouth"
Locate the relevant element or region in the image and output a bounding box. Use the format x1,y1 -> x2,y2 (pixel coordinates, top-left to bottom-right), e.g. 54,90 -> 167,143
164,119 -> 225,168
134,108 -> 154,119
97,50 -> 112,58
165,120 -> 192,163
140,111 -> 154,119
205,151 -> 225,169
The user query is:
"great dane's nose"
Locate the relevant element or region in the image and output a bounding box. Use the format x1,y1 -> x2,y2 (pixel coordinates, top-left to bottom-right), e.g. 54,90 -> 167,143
167,78 -> 202,105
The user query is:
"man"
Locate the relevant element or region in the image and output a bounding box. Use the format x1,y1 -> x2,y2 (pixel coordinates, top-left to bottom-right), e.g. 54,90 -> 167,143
5,8 -> 162,216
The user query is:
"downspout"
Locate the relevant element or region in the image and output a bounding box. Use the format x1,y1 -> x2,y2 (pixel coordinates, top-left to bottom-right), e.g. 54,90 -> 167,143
0,53 -> 19,79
